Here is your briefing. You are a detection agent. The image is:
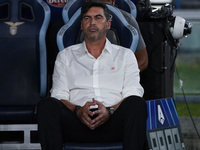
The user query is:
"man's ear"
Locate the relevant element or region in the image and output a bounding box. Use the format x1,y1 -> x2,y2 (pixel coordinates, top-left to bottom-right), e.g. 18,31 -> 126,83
107,19 -> 111,29
81,21 -> 83,30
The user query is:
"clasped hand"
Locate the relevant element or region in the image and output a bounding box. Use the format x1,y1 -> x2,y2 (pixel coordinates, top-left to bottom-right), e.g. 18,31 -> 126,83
77,98 -> 110,130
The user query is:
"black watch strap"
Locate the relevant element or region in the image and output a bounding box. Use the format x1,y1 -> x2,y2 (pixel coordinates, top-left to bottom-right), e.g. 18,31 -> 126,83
108,107 -> 115,115
74,105 -> 81,114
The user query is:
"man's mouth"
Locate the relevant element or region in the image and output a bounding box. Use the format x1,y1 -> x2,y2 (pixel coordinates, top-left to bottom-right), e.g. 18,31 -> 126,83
88,26 -> 98,32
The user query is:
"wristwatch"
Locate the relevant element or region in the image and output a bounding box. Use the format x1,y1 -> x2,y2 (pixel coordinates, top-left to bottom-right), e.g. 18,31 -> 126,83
74,105 -> 81,115
108,107 -> 115,115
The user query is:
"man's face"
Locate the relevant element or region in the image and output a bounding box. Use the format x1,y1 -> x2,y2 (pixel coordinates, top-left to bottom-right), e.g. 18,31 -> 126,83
81,7 -> 111,41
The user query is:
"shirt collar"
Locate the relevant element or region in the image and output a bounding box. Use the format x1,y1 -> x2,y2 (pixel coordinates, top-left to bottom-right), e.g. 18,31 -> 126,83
104,38 -> 113,55
79,38 -> 113,57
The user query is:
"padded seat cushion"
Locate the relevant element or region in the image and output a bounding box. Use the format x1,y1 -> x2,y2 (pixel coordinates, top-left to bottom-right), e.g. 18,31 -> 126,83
64,142 -> 123,150
0,106 -> 37,124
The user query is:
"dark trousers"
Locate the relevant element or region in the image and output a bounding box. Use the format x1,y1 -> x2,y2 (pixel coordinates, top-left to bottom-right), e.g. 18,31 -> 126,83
37,96 -> 147,150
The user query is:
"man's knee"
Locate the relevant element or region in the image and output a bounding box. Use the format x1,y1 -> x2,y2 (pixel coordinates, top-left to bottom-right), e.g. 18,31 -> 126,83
123,96 -> 147,116
37,97 -> 60,115
125,96 -> 146,107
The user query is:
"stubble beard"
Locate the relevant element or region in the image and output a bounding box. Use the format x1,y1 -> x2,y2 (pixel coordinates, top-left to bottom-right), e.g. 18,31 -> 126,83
84,24 -> 108,41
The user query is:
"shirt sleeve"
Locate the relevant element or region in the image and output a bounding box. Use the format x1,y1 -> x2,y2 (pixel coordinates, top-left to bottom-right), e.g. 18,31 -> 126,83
129,18 -> 146,52
50,50 -> 70,100
122,50 -> 144,98
120,10 -> 146,52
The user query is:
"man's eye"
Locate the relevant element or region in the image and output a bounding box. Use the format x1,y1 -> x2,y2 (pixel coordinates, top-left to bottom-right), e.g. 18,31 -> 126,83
84,17 -> 89,20
96,16 -> 102,20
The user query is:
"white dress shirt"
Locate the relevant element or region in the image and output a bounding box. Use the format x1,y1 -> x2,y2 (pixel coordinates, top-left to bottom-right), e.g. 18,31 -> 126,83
51,39 -> 144,107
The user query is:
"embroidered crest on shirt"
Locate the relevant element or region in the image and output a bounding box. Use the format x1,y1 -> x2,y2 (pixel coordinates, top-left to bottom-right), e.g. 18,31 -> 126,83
111,67 -> 115,70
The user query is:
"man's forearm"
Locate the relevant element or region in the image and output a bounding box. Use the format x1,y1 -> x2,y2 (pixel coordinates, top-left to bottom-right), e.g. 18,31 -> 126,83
135,48 -> 148,72
111,98 -> 125,110
60,97 -> 124,114
60,99 -> 77,112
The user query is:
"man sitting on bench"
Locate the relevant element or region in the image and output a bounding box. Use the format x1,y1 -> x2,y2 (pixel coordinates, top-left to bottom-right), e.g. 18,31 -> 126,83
37,1 -> 147,150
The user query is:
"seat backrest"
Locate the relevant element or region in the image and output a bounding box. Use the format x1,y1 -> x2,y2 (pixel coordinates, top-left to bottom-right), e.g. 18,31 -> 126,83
43,0 -> 68,77
115,0 -> 137,18
57,4 -> 138,53
62,0 -> 137,24
62,0 -> 85,23
0,0 -> 50,105
43,0 -> 67,22
57,8 -> 82,50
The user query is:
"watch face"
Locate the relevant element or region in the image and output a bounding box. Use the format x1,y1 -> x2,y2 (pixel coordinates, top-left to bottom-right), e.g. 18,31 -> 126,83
109,107 -> 115,115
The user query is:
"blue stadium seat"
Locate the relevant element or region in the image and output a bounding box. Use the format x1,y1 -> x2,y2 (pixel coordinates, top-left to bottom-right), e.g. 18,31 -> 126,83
44,0 -> 67,22
115,0 -> 137,18
43,0 -> 67,77
0,0 -> 50,123
62,0 -> 137,24
57,4 -> 139,53
57,7 -> 82,50
62,0 -> 85,23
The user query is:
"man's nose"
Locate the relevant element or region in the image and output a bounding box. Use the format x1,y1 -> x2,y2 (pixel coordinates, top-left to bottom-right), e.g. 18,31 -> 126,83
90,18 -> 96,25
